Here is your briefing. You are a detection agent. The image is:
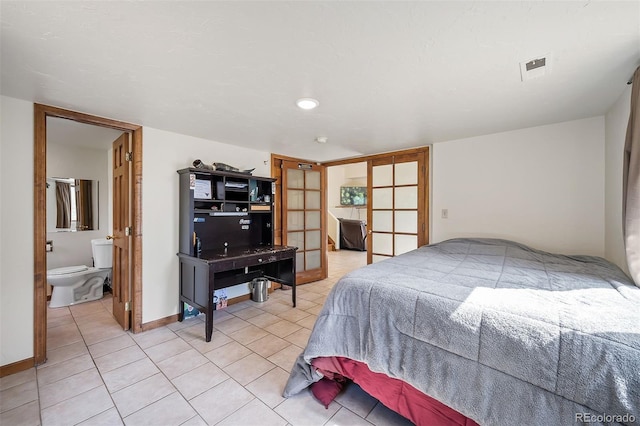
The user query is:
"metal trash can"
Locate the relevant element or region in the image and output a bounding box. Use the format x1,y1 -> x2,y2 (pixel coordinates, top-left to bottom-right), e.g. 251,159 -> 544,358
250,278 -> 269,303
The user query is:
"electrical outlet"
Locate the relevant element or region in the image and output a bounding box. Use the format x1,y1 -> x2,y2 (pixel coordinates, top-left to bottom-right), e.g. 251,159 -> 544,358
441,209 -> 448,219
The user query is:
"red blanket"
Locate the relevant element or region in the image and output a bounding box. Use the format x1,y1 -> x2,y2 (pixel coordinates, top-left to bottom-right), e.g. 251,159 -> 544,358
311,357 -> 479,426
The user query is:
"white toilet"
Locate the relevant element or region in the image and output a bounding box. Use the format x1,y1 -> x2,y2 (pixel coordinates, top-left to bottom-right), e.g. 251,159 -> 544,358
47,238 -> 113,308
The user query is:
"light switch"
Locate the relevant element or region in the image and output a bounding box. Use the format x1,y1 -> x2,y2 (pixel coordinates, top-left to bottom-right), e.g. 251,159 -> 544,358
441,209 -> 448,219
46,240 -> 54,252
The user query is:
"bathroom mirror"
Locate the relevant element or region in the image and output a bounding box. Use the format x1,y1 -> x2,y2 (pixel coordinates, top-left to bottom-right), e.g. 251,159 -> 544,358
46,178 -> 99,232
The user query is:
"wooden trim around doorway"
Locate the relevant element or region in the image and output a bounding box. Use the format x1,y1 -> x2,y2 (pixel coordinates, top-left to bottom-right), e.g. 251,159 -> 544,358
33,104 -> 143,365
321,146 -> 430,167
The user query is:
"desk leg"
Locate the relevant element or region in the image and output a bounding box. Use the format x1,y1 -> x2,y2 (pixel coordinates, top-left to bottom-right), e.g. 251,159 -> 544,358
178,300 -> 184,322
291,256 -> 296,308
205,305 -> 214,342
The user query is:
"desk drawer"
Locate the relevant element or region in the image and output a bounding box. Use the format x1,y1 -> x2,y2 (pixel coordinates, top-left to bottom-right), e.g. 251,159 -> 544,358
233,253 -> 280,269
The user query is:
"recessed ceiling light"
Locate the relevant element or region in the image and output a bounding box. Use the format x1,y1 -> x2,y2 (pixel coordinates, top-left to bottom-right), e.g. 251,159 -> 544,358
315,136 -> 328,144
296,98 -> 319,110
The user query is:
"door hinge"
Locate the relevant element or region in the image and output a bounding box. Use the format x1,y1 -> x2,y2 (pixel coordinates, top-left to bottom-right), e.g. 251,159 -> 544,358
125,226 -> 132,236
125,301 -> 131,311
125,152 -> 133,161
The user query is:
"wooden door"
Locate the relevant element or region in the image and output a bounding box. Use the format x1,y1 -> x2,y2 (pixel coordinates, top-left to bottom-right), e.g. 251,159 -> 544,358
281,159 -> 327,284
367,150 -> 428,264
112,133 -> 131,330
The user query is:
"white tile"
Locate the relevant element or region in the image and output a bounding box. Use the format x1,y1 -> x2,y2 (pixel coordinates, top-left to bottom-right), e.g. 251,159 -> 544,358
112,373 -> 176,417
166,316 -> 203,332
123,392 -> 195,426
217,398 -> 287,426
227,324 -> 269,345
0,379 -> 38,413
267,345 -> 303,371
283,328 -> 311,348
223,353 -> 275,386
144,337 -> 191,363
0,400 -> 40,426
41,385 -> 113,426
36,354 -> 95,387
42,341 -> 89,367
179,415 -> 208,426
264,320 -> 301,338
156,348 -> 208,379
77,407 -> 124,426
213,317 -> 251,335
39,368 -> 103,409
232,306 -> 264,320
0,368 -> 35,391
171,362 -> 229,400
246,334 -> 291,358
277,309 -> 311,323
88,334 -> 136,358
101,358 -> 159,393
245,367 -> 290,408
247,312 -> 282,328
204,341 -> 251,368
94,345 -> 147,374
131,327 -> 177,349
187,331 -> 234,355
190,379 -> 254,425
274,388 -> 340,426
326,407 -> 374,426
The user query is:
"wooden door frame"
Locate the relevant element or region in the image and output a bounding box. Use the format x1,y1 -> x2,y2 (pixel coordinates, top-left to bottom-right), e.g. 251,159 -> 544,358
271,154 -> 328,284
33,103 -> 143,365
322,146 -> 430,261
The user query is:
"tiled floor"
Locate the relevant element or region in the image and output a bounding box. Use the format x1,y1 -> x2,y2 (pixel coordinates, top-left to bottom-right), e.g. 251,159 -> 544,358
1,250 -> 414,426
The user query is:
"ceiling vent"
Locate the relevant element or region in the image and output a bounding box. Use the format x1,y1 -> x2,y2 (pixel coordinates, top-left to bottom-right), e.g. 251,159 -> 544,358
520,54 -> 552,82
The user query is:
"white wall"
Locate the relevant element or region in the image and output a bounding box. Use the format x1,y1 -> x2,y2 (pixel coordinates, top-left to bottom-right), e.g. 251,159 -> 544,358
142,127 -> 271,323
46,143 -> 110,269
0,95 -> 274,365
0,96 -> 34,366
605,87 -> 632,274
432,117 -> 605,256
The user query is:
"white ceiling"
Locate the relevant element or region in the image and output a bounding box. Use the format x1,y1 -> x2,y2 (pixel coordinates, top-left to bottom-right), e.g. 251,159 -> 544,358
2,1 -> 638,162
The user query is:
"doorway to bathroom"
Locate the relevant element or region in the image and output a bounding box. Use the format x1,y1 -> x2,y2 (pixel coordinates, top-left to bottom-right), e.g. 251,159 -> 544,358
33,104 -> 143,365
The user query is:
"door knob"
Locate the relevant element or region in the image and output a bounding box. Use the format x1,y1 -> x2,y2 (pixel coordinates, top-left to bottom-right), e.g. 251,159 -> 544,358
106,235 -> 114,240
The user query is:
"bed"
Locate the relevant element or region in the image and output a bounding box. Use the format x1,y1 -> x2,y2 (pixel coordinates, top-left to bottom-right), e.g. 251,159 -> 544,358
283,238 -> 640,425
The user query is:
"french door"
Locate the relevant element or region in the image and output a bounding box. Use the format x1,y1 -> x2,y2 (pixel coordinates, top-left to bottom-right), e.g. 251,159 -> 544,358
367,150 -> 428,263
280,159 -> 327,284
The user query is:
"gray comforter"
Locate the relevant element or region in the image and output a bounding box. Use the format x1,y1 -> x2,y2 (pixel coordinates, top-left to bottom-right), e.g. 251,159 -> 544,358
283,238 -> 640,425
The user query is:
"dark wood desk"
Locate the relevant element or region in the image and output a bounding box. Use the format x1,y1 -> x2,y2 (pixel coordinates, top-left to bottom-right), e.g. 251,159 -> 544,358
177,245 -> 297,342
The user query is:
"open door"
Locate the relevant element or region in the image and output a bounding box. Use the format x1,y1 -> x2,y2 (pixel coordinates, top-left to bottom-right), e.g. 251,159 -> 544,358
112,133 -> 131,330
367,149 -> 428,264
275,156 -> 327,284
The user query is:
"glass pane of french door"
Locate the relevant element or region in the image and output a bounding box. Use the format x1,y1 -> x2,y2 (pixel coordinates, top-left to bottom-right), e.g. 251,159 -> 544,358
282,161 -> 326,283
367,151 -> 427,264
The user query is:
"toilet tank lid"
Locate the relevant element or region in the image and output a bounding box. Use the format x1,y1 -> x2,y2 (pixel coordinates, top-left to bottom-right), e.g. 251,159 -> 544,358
48,265 -> 89,275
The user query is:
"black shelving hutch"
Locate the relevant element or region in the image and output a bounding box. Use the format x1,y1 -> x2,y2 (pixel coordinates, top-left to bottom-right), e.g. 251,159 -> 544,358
176,168 -> 296,342
178,168 -> 276,255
